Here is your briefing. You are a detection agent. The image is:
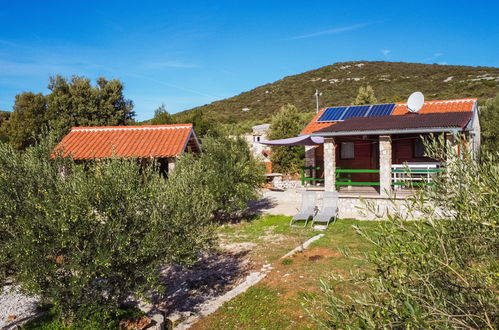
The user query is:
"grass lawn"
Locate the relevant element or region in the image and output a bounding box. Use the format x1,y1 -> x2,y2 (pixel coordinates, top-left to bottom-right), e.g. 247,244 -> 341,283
192,215 -> 381,329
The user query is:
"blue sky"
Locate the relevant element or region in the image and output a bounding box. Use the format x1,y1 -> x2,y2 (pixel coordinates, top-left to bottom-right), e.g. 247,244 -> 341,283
1,1 -> 498,120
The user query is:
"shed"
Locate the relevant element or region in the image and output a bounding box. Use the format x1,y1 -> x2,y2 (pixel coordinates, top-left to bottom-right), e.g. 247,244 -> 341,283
53,124 -> 201,174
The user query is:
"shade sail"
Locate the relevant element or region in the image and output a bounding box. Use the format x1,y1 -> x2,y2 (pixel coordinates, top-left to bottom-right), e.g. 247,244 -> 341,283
259,135 -> 324,146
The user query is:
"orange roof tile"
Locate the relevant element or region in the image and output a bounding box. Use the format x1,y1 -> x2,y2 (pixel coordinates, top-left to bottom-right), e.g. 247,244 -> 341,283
301,109 -> 336,135
54,124 -> 198,159
302,98 -> 477,134
392,98 -> 476,115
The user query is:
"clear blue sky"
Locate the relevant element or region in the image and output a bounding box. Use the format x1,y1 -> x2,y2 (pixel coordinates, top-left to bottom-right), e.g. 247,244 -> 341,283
1,0 -> 498,120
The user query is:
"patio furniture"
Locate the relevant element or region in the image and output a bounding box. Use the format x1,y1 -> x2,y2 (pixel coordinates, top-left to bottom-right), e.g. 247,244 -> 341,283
312,191 -> 339,229
290,191 -> 317,227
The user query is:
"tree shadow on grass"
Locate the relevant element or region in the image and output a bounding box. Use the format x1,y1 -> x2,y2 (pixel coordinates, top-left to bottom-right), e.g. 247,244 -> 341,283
154,250 -> 252,317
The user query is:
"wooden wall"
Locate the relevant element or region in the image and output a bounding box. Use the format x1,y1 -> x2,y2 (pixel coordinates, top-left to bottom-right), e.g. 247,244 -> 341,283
392,134 -> 435,164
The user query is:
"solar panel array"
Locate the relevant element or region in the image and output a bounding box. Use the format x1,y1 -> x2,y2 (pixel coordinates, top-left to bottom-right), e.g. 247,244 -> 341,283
341,105 -> 371,120
317,103 -> 396,122
368,103 -> 395,117
316,106 -> 347,121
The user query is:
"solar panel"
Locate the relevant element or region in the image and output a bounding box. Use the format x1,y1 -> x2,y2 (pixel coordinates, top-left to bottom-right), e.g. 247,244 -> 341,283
367,103 -> 395,117
317,107 -> 348,122
341,105 -> 371,120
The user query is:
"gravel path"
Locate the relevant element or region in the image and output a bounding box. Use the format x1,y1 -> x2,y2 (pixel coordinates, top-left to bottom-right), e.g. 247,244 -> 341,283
247,189 -> 301,216
0,285 -> 39,329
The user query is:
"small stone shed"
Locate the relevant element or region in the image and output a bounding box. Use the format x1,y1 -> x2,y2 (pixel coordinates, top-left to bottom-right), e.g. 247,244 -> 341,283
53,124 -> 201,174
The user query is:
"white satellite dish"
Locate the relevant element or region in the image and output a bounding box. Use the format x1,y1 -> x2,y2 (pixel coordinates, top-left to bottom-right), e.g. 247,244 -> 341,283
406,92 -> 424,113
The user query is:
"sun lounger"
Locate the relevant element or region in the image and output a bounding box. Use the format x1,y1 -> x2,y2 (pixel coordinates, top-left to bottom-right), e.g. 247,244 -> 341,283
290,191 -> 316,227
312,191 -> 339,229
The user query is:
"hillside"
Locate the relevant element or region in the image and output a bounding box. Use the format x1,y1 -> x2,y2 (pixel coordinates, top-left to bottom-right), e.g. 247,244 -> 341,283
173,61 -> 499,124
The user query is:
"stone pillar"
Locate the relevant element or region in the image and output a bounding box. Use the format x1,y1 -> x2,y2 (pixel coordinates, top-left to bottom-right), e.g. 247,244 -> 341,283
324,138 -> 336,192
304,146 -> 316,184
379,135 -> 392,197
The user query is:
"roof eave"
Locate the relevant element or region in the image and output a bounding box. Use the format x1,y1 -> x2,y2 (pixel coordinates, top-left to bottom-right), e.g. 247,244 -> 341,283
310,127 -> 464,137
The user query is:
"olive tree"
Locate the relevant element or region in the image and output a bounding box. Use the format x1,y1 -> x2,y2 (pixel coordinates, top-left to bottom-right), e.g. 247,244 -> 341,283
0,139 -> 215,324
194,133 -> 266,220
268,104 -> 305,174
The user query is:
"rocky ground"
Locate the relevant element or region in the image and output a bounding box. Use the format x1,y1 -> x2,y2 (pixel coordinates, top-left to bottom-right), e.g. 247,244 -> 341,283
0,285 -> 39,329
155,249 -> 254,322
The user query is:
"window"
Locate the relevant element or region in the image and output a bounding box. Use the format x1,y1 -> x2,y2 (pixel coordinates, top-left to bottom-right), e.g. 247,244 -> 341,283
253,135 -> 260,142
414,139 -> 426,158
340,142 -> 355,159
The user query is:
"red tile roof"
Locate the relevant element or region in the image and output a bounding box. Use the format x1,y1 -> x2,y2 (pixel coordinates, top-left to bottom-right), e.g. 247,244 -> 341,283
302,98 -> 477,135
301,109 -> 335,134
315,112 -> 473,134
392,98 -> 476,115
54,124 -> 198,159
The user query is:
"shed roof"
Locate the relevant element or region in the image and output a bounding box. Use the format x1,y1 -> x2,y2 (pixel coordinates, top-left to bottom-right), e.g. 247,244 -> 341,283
53,124 -> 200,159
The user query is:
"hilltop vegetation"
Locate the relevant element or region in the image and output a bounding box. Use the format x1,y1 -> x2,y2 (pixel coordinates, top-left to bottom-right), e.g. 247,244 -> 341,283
173,61 -> 499,124
0,111 -> 10,142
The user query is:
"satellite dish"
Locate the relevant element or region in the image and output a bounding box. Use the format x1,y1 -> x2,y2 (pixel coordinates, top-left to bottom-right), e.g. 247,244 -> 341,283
406,92 -> 424,113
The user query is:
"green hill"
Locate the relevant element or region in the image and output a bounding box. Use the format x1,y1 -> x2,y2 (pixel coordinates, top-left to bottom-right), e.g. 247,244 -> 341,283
173,61 -> 499,124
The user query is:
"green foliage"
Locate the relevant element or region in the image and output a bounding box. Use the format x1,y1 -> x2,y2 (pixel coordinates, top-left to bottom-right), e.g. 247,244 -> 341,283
0,92 -> 47,149
24,305 -> 144,330
0,110 -> 10,121
179,133 -> 265,221
312,137 -> 498,329
46,75 -> 134,137
0,138 -> 215,323
0,75 -> 134,149
352,85 -> 377,105
171,108 -> 217,137
173,61 -> 499,124
268,104 -> 306,174
0,129 -> 264,324
281,258 -> 293,265
480,93 -> 499,153
0,111 -> 10,139
147,104 -> 174,125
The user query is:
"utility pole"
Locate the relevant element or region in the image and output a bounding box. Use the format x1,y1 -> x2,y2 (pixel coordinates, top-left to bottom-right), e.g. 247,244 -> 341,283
315,89 -> 322,113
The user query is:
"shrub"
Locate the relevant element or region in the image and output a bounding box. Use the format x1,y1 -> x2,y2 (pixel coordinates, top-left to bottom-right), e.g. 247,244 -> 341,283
310,136 -> 498,329
176,132 -> 266,221
0,139 -> 215,324
480,93 -> 499,154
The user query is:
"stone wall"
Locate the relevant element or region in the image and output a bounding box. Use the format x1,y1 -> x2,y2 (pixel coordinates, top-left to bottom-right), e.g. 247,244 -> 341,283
337,196 -> 418,220
273,179 -> 302,190
312,191 -> 423,220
